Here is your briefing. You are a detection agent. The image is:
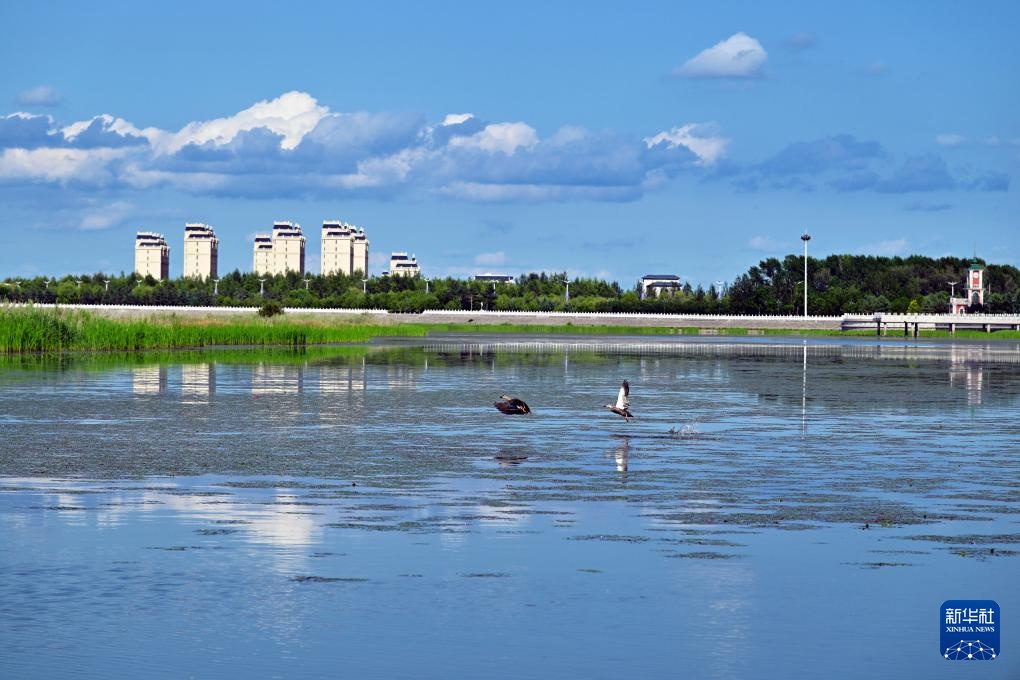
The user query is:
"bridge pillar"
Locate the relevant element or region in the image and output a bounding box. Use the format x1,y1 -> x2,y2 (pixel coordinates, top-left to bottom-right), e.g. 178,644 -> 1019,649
903,322 -> 909,337
985,324 -> 991,333
913,323 -> 919,338
950,323 -> 955,335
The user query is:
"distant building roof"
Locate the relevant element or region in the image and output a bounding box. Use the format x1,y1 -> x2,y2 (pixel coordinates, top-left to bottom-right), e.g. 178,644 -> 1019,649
641,274 -> 680,281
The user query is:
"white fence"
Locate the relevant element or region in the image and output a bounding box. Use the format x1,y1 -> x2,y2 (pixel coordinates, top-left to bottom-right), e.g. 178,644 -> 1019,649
5,303 -> 388,315
5,303 -> 1018,327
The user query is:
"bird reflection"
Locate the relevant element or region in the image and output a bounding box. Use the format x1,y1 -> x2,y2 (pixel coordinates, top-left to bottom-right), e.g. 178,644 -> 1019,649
609,438 -> 630,476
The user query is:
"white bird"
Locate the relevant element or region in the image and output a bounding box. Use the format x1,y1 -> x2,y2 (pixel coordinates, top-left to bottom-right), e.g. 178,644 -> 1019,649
603,380 -> 634,421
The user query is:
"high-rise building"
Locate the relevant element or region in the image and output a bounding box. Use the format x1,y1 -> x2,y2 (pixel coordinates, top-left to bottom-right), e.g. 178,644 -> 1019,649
253,221 -> 306,276
135,231 -> 170,280
272,221 -> 305,275
253,234 -> 273,275
321,220 -> 354,276
352,227 -> 369,276
183,223 -> 219,279
320,220 -> 370,276
388,252 -> 420,277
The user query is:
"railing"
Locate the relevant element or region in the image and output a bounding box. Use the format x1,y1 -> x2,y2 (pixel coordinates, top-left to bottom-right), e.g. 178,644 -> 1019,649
5,303 -> 1017,325
4,303 -> 388,314
419,310 -> 843,321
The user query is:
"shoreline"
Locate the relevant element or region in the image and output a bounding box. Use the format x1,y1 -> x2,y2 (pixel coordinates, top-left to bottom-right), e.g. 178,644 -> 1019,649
3,306 -> 1019,354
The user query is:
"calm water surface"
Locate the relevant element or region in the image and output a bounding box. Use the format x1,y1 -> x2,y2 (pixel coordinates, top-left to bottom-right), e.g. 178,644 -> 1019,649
1,335 -> 1018,679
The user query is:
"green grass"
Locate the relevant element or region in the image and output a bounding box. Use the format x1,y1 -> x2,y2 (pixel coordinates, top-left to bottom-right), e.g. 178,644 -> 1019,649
3,307 -> 1018,354
0,307 -> 428,353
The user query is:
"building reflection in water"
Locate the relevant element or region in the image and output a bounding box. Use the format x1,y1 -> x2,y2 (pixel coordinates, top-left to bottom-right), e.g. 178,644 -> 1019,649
132,365 -> 167,394
318,358 -> 366,394
181,363 -> 216,402
252,364 -> 305,396
317,358 -> 367,424
949,348 -> 984,406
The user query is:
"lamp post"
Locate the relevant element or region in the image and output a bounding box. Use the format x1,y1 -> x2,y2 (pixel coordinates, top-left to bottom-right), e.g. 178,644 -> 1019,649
425,278 -> 430,294
259,278 -> 267,296
303,277 -> 311,291
800,232 -> 811,317
213,278 -> 220,296
362,278 -> 368,294
564,278 -> 571,302
103,279 -> 111,292
948,281 -> 959,298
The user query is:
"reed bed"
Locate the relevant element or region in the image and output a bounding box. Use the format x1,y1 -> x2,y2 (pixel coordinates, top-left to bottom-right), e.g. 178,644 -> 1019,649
4,307 -> 1017,354
0,308 -> 428,353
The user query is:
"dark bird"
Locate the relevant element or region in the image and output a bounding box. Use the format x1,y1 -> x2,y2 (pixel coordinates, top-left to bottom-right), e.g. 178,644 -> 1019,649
603,380 -> 634,421
494,394 -> 531,415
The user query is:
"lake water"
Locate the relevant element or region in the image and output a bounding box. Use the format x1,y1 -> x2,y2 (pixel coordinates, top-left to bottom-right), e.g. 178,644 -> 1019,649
1,335 -> 1018,679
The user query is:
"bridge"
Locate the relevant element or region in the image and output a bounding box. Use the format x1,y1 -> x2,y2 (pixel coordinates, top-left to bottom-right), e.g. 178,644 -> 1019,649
842,313 -> 1020,336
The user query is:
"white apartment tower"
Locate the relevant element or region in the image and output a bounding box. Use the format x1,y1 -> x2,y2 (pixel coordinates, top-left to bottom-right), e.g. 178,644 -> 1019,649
183,223 -> 219,279
352,228 -> 368,276
321,220 -> 370,276
253,221 -> 306,276
253,234 -> 273,274
389,252 -> 421,277
135,231 -> 170,280
321,221 -> 354,275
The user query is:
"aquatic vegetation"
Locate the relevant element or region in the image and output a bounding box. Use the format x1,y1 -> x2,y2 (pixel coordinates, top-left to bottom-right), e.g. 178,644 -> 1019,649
0,307 -> 429,353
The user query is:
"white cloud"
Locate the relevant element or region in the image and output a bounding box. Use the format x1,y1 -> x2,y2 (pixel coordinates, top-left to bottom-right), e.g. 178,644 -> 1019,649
674,32 -> 767,79
78,200 -> 135,231
645,123 -> 729,165
442,113 -> 473,126
0,91 -> 726,203
748,235 -> 782,251
15,85 -> 63,107
439,181 -> 640,202
935,133 -> 966,147
448,122 -> 538,154
548,125 -> 587,145
62,113 -> 163,146
474,251 -> 506,266
158,91 -> 328,153
0,147 -> 127,183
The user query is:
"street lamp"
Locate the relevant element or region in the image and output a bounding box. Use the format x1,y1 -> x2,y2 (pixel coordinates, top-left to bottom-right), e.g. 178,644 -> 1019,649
103,279 -> 111,292
259,278 -> 267,296
947,281 -> 959,298
564,278 -> 571,302
800,232 -> 811,317
213,278 -> 220,296
362,278 -> 368,294
425,278 -> 430,294
303,277 -> 311,291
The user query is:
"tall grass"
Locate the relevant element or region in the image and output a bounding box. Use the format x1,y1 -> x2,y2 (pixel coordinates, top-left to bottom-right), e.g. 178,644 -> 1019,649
4,307 -> 1018,354
0,308 -> 428,353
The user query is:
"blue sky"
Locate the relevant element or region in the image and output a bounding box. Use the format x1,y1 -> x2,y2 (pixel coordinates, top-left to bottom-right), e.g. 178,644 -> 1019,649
1,1 -> 1017,287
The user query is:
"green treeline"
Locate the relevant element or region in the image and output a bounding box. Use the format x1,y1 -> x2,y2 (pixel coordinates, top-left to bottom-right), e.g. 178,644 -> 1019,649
3,255 -> 1019,315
